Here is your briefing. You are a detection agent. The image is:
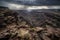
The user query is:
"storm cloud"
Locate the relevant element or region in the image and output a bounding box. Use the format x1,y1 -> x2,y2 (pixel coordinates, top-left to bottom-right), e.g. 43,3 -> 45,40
0,0 -> 60,6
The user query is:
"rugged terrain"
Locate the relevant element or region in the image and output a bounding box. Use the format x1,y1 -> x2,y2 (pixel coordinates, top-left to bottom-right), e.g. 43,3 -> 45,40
0,7 -> 60,40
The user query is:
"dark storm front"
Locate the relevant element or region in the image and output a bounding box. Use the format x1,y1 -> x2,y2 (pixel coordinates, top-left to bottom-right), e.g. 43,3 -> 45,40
0,0 -> 60,5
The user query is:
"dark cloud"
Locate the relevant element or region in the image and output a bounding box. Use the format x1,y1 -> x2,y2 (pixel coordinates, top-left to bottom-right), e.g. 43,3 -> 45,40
0,0 -> 60,6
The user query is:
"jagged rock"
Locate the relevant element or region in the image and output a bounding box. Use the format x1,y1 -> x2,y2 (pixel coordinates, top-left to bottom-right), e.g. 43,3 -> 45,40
0,7 -> 60,40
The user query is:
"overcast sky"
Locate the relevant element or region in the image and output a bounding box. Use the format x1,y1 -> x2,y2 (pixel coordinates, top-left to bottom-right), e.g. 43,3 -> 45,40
0,0 -> 60,10
0,0 -> 60,6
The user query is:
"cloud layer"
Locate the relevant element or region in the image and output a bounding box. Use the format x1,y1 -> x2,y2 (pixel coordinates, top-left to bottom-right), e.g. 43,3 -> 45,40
0,0 -> 60,5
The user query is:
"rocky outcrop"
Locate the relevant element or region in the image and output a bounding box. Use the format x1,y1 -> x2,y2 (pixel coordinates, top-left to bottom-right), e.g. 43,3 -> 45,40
0,7 -> 60,40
